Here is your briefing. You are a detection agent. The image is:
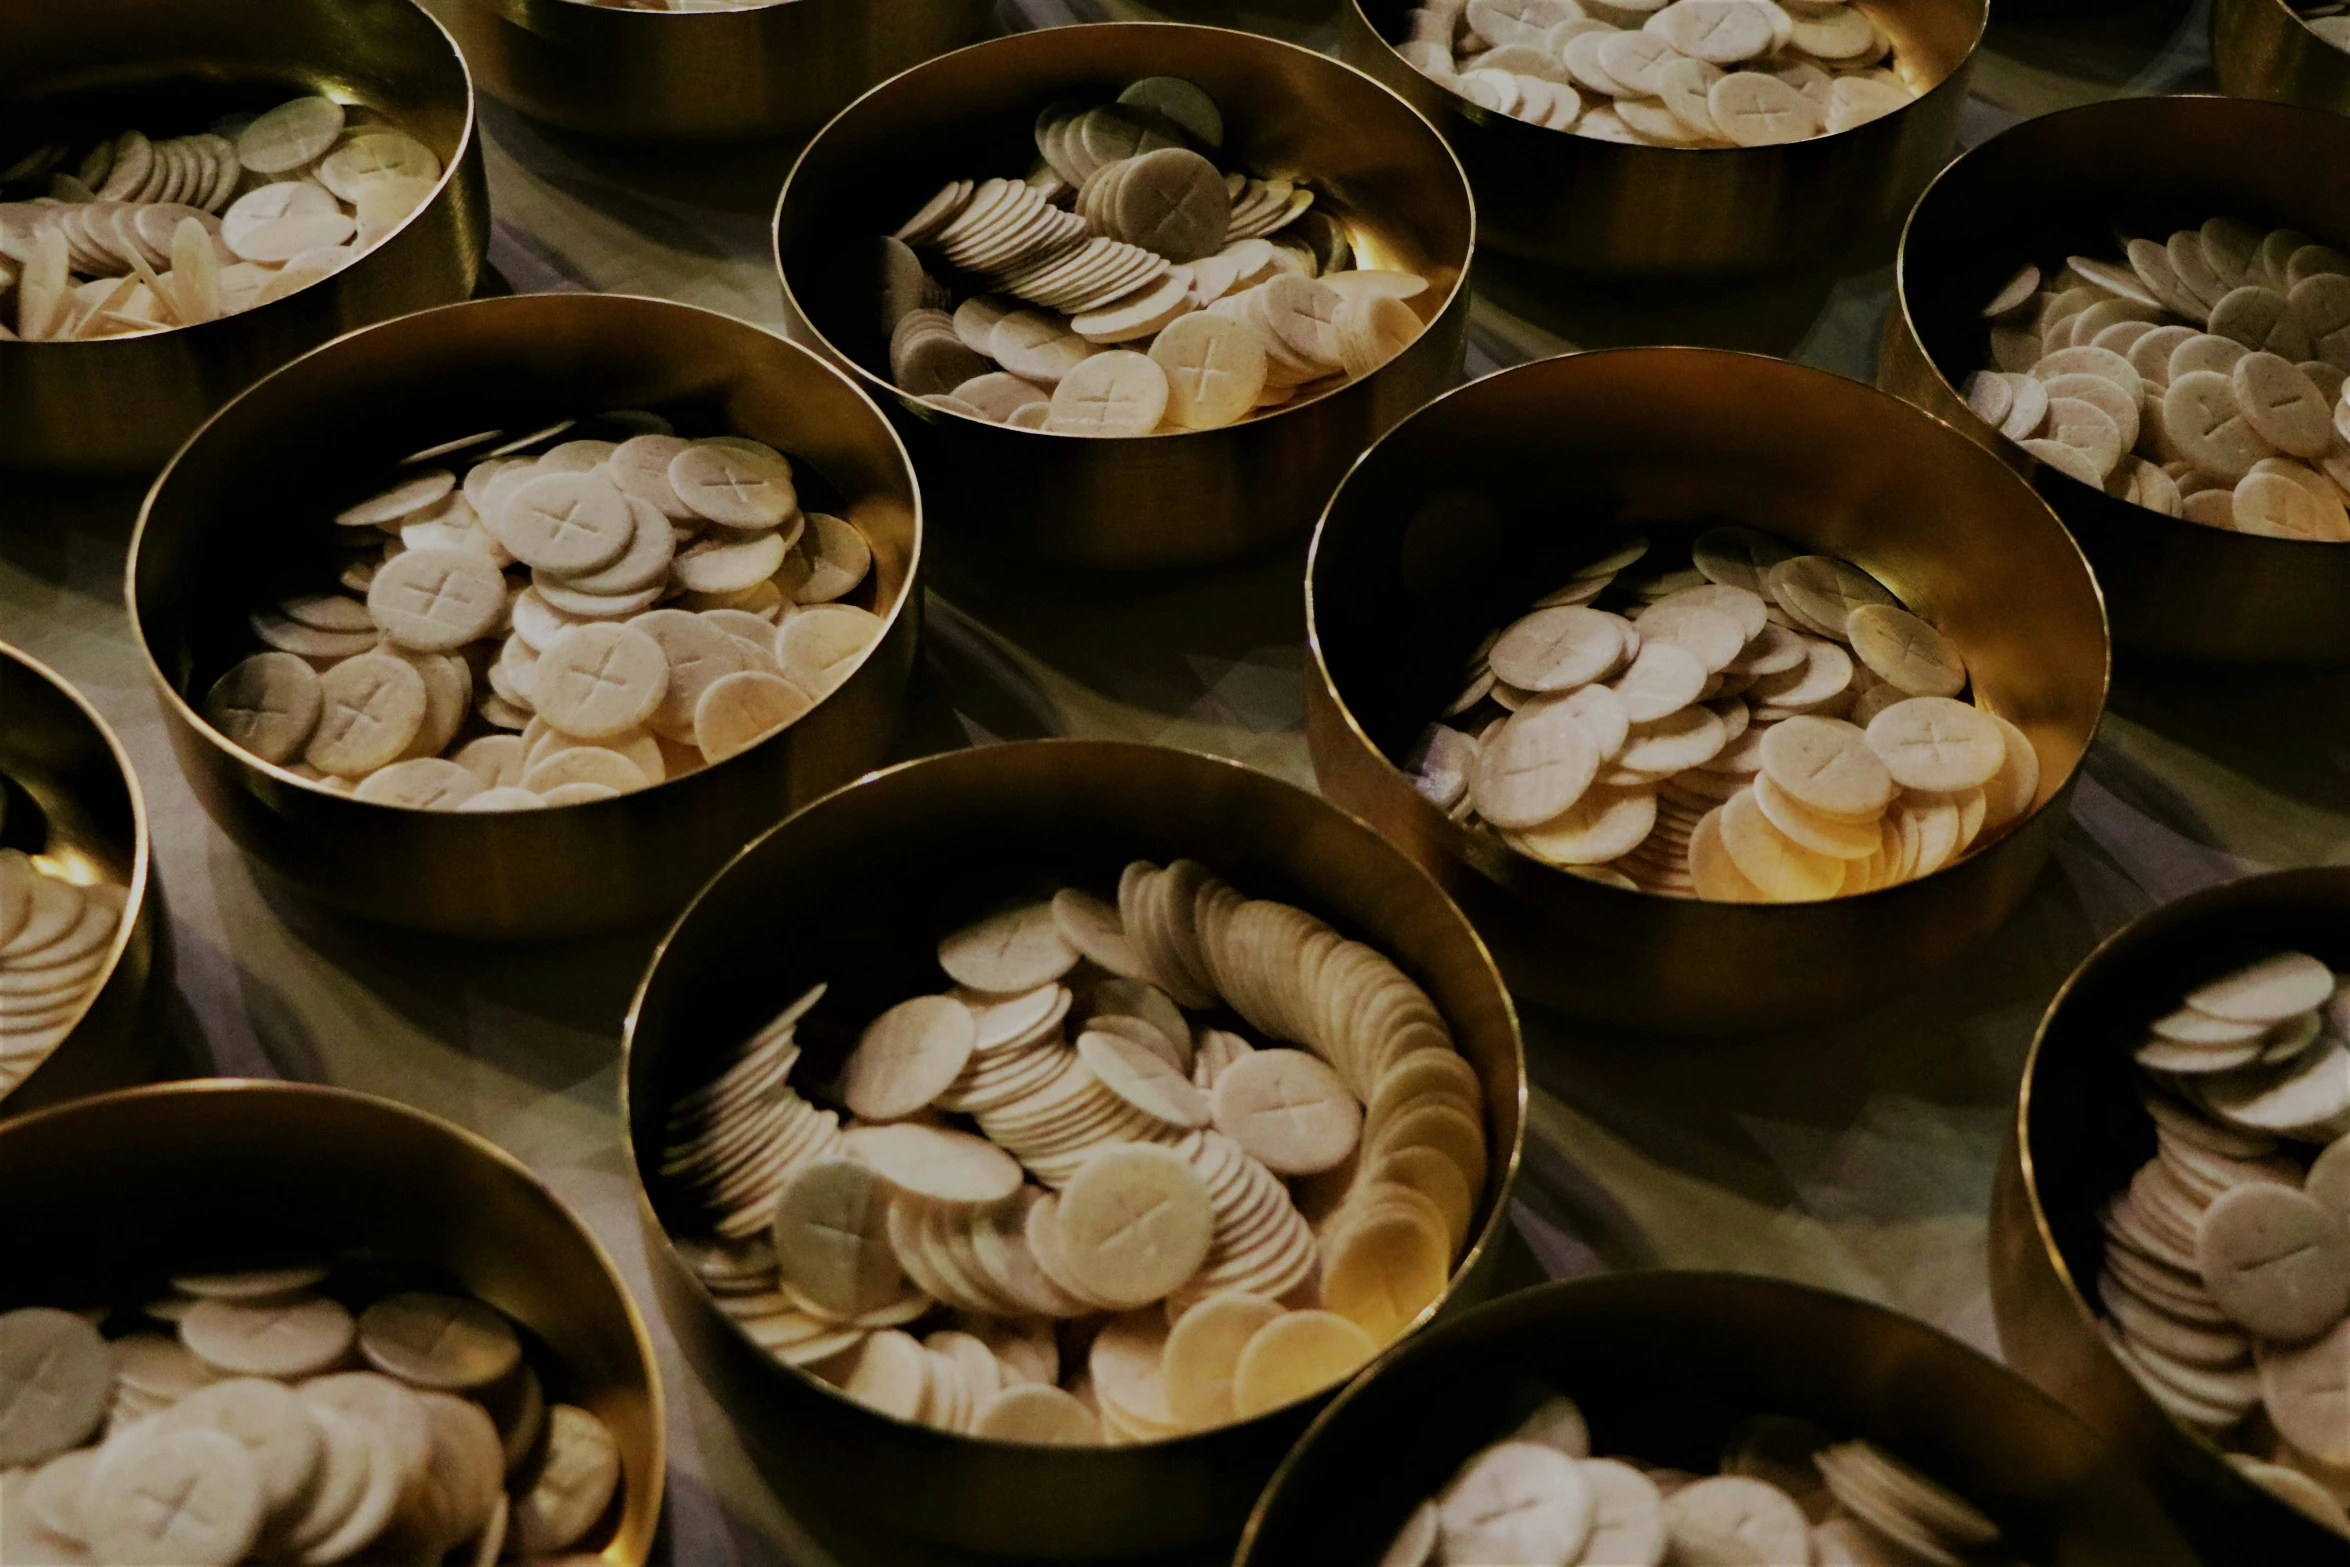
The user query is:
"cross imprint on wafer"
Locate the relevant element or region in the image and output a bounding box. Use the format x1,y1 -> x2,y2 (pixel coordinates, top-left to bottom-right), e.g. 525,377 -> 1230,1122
706,473 -> 771,506
543,496 -> 603,547
397,572 -> 475,623
218,693 -> 293,726
1100,1191 -> 1175,1257
333,682 -> 400,738
573,647 -> 632,704
133,1471 -> 205,1534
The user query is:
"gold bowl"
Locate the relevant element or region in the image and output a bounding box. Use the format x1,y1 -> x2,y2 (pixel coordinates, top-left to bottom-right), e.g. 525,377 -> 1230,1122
622,738 -> 1526,1558
419,0 -> 997,144
129,292 -> 921,940
0,0 -> 489,474
0,642 -> 164,1116
1880,94 -> 2350,665
1239,1271 -> 2196,1566
1991,867 -> 2350,1564
0,1077 -> 665,1562
2215,0 -> 2350,118
1305,348 -> 2110,1034
773,22 -> 1474,570
1335,0 -> 1983,274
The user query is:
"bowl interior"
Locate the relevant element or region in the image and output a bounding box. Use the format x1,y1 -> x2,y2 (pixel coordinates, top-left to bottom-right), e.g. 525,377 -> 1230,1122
0,1079 -> 664,1560
2026,868 -> 2350,1334
626,739 -> 1523,1412
1352,0 -> 1982,114
1902,96 -> 2350,409
0,0 -> 470,224
1250,1278 -> 2180,1567
1244,1273 -> 2192,1567
0,647 -> 145,1051
777,23 -> 1472,414
1311,348 -> 2106,829
2018,868 -> 2350,1559
0,647 -> 142,915
134,292 -> 918,795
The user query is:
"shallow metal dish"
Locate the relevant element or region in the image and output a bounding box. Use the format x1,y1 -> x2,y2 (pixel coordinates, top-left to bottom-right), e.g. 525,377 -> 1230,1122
1880,94 -> 2350,664
2214,0 -> 2350,119
1335,0 -> 1983,273
624,738 -> 1525,1558
775,22 -> 1474,570
0,642 -> 164,1117
1992,867 -> 2350,1565
419,0 -> 997,144
0,1077 -> 666,1562
1306,348 -> 2109,1033
1240,1271 -> 2196,1567
0,0 -> 488,473
130,292 -> 921,939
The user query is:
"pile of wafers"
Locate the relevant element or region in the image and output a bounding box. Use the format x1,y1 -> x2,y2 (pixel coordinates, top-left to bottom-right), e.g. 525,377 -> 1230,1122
0,1262 -> 621,1564
1,95 -> 442,340
1967,217 -> 2350,539
878,76 -> 1432,435
1388,1392 -> 2010,1566
1406,526 -> 2040,901
198,411 -> 882,810
660,857 -> 1490,1443
2095,950 -> 2350,1538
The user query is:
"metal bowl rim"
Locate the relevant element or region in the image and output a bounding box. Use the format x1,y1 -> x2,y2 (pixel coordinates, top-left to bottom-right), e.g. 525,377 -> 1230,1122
619,734 -> 1530,1449
2272,0 -> 2348,48
528,0 -> 813,13
2011,866 -> 2350,1478
0,1073 -> 670,1525
0,638 -> 154,1101
123,289 -> 925,812
769,19 -> 1479,443
1301,343 -> 2113,914
2225,0 -> 2350,66
1236,1267 -> 2070,1559
0,0 -> 480,357
1342,0 -> 1989,155
1889,89 -> 2350,557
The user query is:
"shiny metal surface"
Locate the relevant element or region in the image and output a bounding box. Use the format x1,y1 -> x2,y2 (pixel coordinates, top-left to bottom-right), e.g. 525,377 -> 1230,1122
623,738 -> 1525,1558
1305,348 -> 2110,1034
0,0 -> 489,474
1880,94 -> 2350,664
1335,0 -> 1982,274
0,1078 -> 665,1562
420,0 -> 996,144
0,642 -> 162,1117
1240,1272 -> 2196,1567
129,293 -> 921,940
774,23 -> 1474,570
2214,0 -> 2350,117
1992,867 -> 2350,1566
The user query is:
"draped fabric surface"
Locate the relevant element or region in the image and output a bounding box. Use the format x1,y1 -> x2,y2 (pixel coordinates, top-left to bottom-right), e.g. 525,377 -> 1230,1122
6,1 -> 2346,1558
